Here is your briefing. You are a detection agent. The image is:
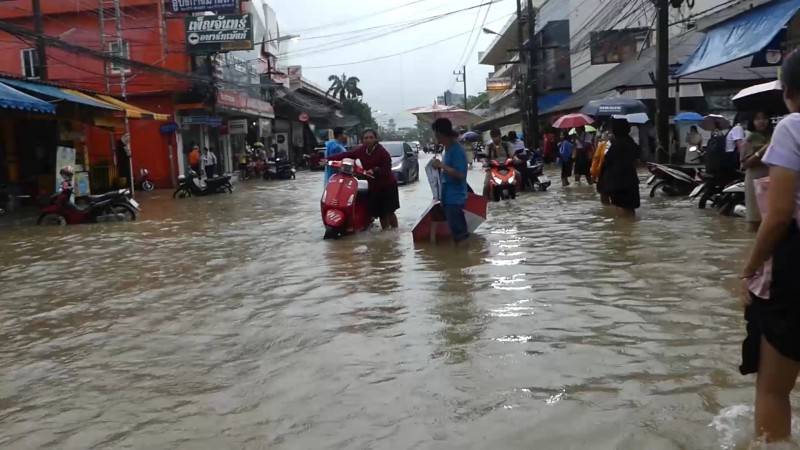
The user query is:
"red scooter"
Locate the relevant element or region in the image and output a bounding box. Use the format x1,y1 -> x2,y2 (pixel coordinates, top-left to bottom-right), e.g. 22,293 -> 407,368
487,158 -> 519,201
320,159 -> 372,239
37,187 -> 139,225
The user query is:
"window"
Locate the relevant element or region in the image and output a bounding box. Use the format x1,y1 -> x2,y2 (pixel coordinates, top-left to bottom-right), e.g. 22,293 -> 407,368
590,28 -> 651,65
108,41 -> 130,74
20,49 -> 39,79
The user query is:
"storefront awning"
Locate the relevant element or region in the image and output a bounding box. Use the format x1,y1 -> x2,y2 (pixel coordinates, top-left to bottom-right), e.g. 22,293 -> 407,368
0,81 -> 55,114
96,95 -> 170,121
677,0 -> 800,77
1,78 -> 118,110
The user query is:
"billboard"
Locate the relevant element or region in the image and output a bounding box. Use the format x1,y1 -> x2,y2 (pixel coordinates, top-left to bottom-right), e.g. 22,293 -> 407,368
169,0 -> 238,13
486,77 -> 513,91
185,14 -> 254,54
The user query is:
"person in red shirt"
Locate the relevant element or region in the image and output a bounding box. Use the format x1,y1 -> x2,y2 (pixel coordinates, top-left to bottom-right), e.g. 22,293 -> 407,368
326,128 -> 400,229
542,129 -> 556,164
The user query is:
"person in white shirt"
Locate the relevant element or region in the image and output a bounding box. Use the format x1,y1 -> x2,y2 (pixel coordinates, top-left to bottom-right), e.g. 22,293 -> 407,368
726,122 -> 747,154
203,147 -> 218,179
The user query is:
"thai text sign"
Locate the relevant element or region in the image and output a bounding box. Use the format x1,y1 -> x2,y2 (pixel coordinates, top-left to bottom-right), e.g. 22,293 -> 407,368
185,14 -> 253,53
169,0 -> 238,13
486,77 -> 513,91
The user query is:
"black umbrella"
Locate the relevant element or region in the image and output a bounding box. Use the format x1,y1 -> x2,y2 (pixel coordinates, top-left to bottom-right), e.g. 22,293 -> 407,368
580,99 -> 649,117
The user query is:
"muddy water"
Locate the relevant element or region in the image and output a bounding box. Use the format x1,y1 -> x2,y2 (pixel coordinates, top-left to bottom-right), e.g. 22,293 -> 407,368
0,156 -> 771,449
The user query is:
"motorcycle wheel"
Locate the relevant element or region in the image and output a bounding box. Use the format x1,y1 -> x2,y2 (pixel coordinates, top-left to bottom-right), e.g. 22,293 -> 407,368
323,225 -> 340,240
698,190 -> 714,209
650,181 -> 665,198
173,188 -> 186,199
142,181 -> 155,192
226,184 -> 234,194
509,189 -> 517,200
104,203 -> 137,221
37,213 -> 67,226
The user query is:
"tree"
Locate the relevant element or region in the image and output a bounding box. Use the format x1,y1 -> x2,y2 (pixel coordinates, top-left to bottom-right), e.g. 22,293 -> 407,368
467,91 -> 490,110
327,73 -> 362,101
342,99 -> 378,133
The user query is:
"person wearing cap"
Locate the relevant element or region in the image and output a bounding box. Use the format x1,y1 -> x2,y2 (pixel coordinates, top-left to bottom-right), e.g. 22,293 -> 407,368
431,118 -> 470,243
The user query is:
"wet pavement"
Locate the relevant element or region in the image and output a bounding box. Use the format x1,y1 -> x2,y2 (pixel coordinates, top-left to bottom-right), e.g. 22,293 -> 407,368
0,154 -> 767,449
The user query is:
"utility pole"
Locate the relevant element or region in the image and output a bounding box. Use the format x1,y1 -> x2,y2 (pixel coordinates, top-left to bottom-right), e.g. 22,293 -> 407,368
31,0 -> 47,79
515,0 -> 527,143
454,66 -> 468,110
655,0 -> 670,164
526,0 -> 538,150
113,0 -> 135,196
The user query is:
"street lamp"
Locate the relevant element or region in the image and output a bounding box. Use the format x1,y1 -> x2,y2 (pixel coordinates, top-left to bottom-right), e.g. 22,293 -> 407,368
483,28 -> 500,35
265,34 -> 300,44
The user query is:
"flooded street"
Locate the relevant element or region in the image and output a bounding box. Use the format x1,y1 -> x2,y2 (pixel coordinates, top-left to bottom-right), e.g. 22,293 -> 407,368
0,154 -> 764,449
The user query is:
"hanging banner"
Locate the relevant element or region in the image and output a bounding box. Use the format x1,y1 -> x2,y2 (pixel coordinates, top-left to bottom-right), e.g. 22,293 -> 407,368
185,14 -> 254,54
169,0 -> 238,14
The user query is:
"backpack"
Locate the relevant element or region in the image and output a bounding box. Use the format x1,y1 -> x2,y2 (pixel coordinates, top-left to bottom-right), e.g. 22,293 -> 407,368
705,132 -> 731,174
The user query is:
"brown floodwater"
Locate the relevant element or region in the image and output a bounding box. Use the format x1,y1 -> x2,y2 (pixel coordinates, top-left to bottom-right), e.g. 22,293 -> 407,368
0,155 -> 778,449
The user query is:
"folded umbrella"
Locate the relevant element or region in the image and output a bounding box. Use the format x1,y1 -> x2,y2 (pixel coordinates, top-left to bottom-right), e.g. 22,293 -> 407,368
412,193 -> 488,243
553,113 -> 594,129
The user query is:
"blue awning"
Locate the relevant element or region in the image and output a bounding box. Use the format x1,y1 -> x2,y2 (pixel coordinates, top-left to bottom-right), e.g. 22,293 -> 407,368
1,79 -> 120,111
677,0 -> 800,77
0,82 -> 55,114
538,92 -> 571,111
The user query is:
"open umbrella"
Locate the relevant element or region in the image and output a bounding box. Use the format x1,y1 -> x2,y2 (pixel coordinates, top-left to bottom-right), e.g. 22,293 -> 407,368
460,131 -> 481,142
409,104 -> 485,128
581,99 -> 648,117
612,112 -> 649,124
701,114 -> 730,131
412,194 -> 488,243
553,113 -> 594,129
568,125 -> 597,135
732,80 -> 786,115
674,112 -> 704,122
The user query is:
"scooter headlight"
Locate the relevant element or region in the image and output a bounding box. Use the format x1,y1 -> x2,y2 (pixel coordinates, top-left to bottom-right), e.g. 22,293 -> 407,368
508,175 -> 516,184
493,176 -> 502,185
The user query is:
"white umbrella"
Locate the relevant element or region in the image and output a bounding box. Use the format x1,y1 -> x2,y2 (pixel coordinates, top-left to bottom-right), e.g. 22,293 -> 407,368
732,80 -> 782,102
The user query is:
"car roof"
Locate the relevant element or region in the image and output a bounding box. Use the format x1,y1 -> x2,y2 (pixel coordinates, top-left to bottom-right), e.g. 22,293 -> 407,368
382,141 -> 407,145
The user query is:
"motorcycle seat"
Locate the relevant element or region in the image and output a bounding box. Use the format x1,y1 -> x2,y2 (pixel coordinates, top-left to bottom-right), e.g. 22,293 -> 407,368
665,165 -> 699,177
88,193 -> 118,203
207,175 -> 231,183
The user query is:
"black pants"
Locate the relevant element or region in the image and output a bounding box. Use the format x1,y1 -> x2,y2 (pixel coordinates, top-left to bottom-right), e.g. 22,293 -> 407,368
205,165 -> 215,178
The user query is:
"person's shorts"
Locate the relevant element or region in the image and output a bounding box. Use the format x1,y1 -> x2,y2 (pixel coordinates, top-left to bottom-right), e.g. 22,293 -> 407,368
369,185 -> 400,218
442,203 -> 469,242
609,189 -> 640,210
190,164 -> 201,175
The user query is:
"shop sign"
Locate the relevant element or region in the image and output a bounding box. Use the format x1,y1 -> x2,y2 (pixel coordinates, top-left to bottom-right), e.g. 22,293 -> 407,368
216,89 -> 275,118
169,0 -> 238,13
185,14 -> 253,54
486,77 -> 513,91
160,122 -> 179,134
182,116 -> 223,126
228,119 -> 248,135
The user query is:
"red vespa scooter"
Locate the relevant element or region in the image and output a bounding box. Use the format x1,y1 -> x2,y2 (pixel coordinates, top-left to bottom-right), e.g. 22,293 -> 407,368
321,159 -> 372,239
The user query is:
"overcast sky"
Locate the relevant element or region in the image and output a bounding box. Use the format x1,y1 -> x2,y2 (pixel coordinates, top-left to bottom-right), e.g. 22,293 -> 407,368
266,0 -> 517,127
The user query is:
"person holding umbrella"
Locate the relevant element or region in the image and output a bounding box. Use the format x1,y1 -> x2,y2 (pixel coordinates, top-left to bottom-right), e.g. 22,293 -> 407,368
598,118 -> 641,217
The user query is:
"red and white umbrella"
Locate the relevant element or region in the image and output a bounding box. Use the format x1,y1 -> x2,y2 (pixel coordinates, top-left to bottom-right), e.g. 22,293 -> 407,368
553,113 -> 594,129
412,193 -> 488,243
409,104 -> 485,128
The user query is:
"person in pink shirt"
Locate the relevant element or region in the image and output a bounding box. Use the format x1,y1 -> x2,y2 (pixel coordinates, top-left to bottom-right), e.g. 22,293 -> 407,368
739,49 -> 800,444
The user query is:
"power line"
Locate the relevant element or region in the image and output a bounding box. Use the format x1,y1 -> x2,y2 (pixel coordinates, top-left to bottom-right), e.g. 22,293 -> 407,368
300,12 -> 516,70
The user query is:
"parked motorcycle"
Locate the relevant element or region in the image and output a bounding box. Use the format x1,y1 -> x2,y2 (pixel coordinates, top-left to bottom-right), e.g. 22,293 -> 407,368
321,159 -> 373,239
173,170 -> 233,199
715,180 -> 746,216
690,171 -> 744,209
265,158 -> 296,180
488,158 -> 518,202
138,168 -> 155,192
37,187 -> 139,225
646,162 -> 704,197
524,162 -> 551,191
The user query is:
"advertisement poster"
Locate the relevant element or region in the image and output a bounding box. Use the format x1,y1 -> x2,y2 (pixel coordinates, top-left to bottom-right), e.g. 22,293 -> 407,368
185,14 -> 253,54
74,172 -> 91,197
55,146 -> 76,192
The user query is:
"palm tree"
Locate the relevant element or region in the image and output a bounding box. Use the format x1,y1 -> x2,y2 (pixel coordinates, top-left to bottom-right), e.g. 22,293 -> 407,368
327,73 -> 362,101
